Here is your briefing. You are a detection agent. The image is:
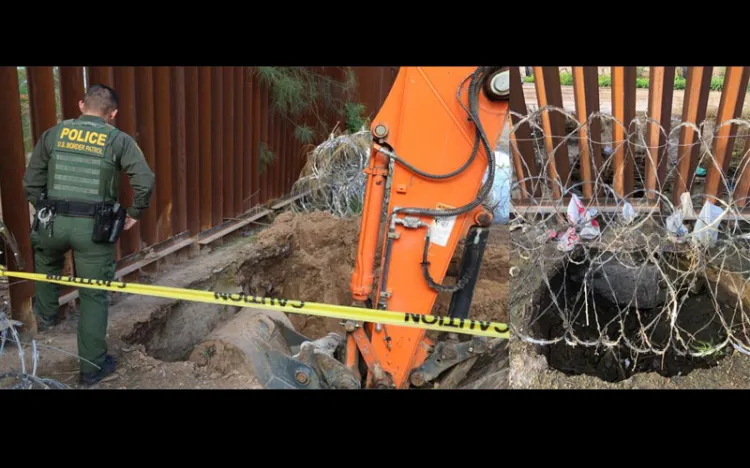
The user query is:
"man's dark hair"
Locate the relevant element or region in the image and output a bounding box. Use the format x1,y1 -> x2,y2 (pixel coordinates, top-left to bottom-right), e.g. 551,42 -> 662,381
84,84 -> 119,114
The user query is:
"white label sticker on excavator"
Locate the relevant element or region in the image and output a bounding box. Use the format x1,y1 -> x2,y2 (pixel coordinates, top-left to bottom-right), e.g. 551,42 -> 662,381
430,204 -> 456,247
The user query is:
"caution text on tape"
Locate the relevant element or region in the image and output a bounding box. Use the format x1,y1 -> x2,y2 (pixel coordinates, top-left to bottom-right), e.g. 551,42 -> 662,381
0,267 -> 509,339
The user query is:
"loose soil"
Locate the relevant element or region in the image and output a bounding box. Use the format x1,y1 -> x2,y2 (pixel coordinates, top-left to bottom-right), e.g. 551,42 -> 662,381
0,210 -> 509,389
235,211 -> 509,340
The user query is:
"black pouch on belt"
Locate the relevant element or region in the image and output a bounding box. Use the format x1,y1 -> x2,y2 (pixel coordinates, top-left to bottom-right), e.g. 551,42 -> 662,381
92,203 -> 117,243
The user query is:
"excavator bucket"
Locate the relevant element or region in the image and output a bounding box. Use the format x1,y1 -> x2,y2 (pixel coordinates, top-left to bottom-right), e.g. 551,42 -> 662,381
189,306 -> 506,389
190,308 -> 361,389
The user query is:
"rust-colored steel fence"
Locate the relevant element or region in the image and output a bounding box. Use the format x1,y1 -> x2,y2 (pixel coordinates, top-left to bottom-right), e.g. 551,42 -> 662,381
0,66 -> 397,328
510,66 -> 750,215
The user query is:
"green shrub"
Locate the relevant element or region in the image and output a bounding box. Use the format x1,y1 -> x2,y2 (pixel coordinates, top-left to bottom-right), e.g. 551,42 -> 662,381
344,101 -> 367,133
523,67 -> 750,94
255,66 -> 368,152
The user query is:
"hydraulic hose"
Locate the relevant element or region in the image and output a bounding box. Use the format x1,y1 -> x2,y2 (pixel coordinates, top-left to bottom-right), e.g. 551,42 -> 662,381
376,67 -> 498,294
388,66 -> 496,220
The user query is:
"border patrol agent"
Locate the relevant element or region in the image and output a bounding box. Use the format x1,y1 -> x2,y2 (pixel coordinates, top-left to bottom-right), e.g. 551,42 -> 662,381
23,84 -> 155,386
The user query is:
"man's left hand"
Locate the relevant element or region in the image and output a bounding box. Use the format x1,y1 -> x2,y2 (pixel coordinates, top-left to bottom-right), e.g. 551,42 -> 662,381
124,216 -> 138,231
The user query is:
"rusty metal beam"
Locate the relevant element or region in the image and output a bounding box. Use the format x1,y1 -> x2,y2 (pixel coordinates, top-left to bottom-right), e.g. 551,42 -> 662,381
222,67 -> 235,220
735,131 -> 750,206
251,71 -> 262,207
279,116 -> 286,195
705,67 -> 750,201
59,67 -> 84,119
267,109 -> 275,199
532,66 -> 570,198
297,130 -> 303,182
287,125 -> 294,191
170,67 -> 188,237
113,67 -> 141,276
0,67 -> 34,329
196,191 -> 310,246
26,67 -> 57,144
153,67 -> 173,241
582,67 -> 604,181
234,66 -> 244,216
513,198 -> 660,215
211,67 -> 224,226
571,66 -> 605,199
197,208 -> 274,245
611,66 -> 637,196
285,119 -> 292,193
278,113 -> 285,196
243,67 -> 254,211
644,67 -> 676,200
509,68 -> 538,198
289,124 -> 295,191
674,67 -> 713,206
88,67 -> 114,87
273,111 -> 281,198
198,67 -> 212,231
134,67 -> 159,247
185,67 -> 201,235
512,197 -> 750,222
285,123 -> 291,194
260,81 -> 269,203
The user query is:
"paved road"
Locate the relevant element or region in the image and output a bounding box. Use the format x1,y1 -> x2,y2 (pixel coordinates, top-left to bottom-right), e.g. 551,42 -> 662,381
521,83 -> 750,118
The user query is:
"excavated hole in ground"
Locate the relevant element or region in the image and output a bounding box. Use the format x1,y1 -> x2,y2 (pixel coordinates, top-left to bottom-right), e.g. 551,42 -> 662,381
120,211 -> 510,383
124,300 -> 238,363
530,250 -> 737,383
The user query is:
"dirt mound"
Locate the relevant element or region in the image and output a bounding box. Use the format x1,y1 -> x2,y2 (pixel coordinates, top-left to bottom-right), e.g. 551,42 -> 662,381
236,211 -> 362,338
237,211 -> 509,339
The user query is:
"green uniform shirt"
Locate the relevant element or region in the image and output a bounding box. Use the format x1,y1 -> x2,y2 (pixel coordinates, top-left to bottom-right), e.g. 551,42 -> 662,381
23,115 -> 155,220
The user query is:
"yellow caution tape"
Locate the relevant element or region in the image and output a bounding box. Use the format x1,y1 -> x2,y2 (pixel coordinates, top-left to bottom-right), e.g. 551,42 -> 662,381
0,267 -> 509,339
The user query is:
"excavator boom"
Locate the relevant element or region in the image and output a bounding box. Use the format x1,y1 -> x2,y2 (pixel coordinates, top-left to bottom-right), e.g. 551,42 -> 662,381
349,66 -> 509,388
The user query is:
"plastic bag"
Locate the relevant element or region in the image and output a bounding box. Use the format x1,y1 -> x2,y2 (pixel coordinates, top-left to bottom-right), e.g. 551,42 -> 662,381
557,227 -> 579,252
693,201 -> 724,246
557,194 -> 600,250
666,212 -> 688,237
666,192 -> 693,237
621,201 -> 636,224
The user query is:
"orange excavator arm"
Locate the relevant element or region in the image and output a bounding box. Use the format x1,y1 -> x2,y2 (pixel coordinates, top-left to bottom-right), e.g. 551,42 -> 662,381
348,66 -> 510,388
233,67 -> 510,390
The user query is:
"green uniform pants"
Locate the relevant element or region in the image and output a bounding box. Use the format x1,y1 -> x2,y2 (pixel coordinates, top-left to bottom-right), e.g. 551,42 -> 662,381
31,214 -> 116,374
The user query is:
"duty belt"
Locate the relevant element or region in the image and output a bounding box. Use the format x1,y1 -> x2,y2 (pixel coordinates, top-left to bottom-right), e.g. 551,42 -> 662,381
44,199 -> 105,217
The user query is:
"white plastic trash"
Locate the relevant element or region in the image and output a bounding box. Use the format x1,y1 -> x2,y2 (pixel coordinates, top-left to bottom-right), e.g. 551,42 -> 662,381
490,149 -> 511,224
483,122 -> 511,224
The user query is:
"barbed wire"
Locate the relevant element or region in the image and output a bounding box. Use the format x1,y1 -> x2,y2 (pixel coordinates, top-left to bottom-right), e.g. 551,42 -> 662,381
289,126 -> 512,223
0,311 -> 69,389
289,128 -> 374,218
0,223 -> 81,389
510,106 -> 750,370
